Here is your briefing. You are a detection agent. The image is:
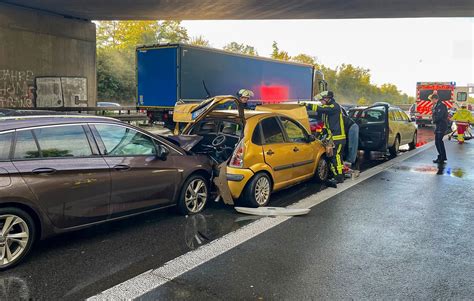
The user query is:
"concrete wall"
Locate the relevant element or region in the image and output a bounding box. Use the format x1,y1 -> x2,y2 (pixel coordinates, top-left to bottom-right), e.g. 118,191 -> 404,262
0,3 -> 96,108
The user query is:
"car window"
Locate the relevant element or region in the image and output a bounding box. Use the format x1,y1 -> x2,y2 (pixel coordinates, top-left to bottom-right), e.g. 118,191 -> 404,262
389,111 -> 396,121
33,125 -> 93,158
394,111 -> 404,121
348,109 -> 362,118
261,117 -> 285,144
399,111 -> 410,121
357,108 -> 386,123
14,130 -> 40,159
252,124 -> 263,145
280,117 -> 307,143
219,121 -> 241,136
0,132 -> 13,160
94,124 -> 156,156
191,120 -> 218,135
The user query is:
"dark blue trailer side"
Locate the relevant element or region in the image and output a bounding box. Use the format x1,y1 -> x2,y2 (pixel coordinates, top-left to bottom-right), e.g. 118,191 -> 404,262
137,44 -> 316,126
179,45 -> 313,103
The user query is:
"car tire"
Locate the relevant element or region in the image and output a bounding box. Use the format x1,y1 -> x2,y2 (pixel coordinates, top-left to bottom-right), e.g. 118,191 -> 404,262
177,174 -> 209,215
0,207 -> 36,271
389,135 -> 400,157
409,132 -> 417,150
314,156 -> 329,182
242,173 -> 272,208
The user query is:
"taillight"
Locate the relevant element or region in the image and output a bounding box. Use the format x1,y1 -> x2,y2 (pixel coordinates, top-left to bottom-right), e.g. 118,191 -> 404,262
229,140 -> 245,168
316,122 -> 324,132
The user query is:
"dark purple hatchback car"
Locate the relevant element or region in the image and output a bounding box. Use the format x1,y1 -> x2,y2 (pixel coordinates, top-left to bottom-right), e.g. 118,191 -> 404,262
0,115 -> 212,270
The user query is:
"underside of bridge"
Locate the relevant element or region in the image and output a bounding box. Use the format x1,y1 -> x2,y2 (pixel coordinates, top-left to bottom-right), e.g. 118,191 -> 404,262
0,1 -> 473,108
2,0 -> 474,20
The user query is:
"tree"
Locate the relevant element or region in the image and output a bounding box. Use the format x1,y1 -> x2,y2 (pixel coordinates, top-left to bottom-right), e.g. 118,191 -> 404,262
190,36 -> 210,47
271,41 -> 290,61
96,21 -> 190,103
292,54 -> 317,66
223,42 -> 258,56
156,21 -> 189,44
96,48 -> 136,103
96,20 -> 189,50
357,97 -> 369,105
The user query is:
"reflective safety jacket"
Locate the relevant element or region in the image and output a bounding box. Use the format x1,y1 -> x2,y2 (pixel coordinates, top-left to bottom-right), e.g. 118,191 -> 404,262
452,108 -> 473,124
314,98 -> 346,142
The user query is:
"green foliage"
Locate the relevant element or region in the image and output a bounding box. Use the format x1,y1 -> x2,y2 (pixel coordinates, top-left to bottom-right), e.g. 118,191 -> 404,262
97,48 -> 136,103
292,54 -> 317,66
96,23 -> 415,106
223,42 -> 258,56
190,36 -> 211,47
468,96 -> 474,104
271,41 -> 290,61
96,21 -> 189,103
317,63 -> 413,105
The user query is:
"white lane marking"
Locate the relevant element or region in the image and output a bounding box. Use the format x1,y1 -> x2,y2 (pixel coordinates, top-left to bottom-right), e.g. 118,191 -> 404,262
89,141 -> 435,300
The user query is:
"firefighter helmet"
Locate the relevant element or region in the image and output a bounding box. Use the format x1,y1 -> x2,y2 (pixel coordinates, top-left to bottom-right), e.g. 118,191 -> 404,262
237,89 -> 254,99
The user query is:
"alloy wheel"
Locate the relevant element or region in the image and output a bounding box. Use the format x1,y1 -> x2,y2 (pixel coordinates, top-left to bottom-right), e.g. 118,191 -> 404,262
0,215 -> 30,268
184,179 -> 208,213
317,159 -> 328,181
254,177 -> 270,206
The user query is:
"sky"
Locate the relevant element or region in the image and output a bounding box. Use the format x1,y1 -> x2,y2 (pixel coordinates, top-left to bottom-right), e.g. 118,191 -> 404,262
182,18 -> 474,96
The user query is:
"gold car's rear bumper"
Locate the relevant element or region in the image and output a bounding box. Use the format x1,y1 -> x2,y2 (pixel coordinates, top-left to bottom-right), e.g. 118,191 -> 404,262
226,167 -> 254,199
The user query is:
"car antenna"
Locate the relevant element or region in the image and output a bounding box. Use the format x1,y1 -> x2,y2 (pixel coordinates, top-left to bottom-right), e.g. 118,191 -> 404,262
202,80 -> 211,98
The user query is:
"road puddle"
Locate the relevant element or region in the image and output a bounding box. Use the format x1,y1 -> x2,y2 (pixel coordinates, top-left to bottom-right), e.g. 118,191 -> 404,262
392,164 -> 470,179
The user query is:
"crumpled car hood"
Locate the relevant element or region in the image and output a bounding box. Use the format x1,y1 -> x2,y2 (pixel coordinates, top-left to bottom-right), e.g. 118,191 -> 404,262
167,135 -> 203,152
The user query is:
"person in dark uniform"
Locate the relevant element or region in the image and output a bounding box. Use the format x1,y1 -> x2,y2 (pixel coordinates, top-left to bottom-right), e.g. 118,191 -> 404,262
235,89 -> 254,124
237,89 -> 254,110
314,91 -> 346,185
431,94 -> 448,163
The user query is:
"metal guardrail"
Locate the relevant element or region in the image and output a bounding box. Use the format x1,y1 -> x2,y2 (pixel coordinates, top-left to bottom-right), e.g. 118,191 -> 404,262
7,106 -> 148,122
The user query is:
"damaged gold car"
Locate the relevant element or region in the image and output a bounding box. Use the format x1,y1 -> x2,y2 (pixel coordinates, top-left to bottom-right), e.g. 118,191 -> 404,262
170,96 -> 329,207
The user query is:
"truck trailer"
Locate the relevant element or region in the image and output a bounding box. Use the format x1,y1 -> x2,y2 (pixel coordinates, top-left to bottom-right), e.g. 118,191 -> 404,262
136,44 -> 326,127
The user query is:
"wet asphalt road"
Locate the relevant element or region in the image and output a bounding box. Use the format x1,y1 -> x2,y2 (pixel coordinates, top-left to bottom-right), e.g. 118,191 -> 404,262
0,128 -> 436,300
143,138 -> 473,300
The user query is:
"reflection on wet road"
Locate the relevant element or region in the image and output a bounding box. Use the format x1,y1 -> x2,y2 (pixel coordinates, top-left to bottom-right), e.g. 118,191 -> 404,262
0,128 -> 436,300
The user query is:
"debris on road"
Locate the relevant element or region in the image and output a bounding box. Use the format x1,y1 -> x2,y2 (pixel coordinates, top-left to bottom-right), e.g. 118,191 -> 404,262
235,207 -> 310,216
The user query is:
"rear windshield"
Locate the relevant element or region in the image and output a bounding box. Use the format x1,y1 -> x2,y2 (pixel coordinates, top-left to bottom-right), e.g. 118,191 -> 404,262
419,89 -> 452,102
349,108 -> 386,123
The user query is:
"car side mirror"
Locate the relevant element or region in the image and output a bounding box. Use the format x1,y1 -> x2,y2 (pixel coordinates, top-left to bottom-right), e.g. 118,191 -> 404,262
307,134 -> 316,142
156,145 -> 170,160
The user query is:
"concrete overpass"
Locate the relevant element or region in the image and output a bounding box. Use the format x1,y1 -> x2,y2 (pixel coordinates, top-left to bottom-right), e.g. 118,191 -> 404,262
0,1 -> 473,107
3,0 -> 474,19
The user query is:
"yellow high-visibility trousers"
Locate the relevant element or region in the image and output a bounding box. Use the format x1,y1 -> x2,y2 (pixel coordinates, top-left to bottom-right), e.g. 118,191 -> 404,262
329,141 -> 345,176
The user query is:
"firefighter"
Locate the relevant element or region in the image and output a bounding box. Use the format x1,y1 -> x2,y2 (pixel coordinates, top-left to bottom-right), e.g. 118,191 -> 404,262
236,89 -> 254,110
314,91 -> 346,185
234,89 -> 254,124
452,103 -> 474,144
430,94 -> 448,163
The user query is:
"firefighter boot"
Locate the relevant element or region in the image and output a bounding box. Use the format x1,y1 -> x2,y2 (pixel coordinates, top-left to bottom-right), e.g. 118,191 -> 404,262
336,174 -> 345,184
325,179 -> 338,188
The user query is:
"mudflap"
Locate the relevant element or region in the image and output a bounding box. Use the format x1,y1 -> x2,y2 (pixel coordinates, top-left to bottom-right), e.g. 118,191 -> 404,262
213,162 -> 234,205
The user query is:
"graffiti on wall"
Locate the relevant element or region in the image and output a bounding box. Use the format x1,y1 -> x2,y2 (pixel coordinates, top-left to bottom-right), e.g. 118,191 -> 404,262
0,69 -> 35,108
36,77 -> 88,107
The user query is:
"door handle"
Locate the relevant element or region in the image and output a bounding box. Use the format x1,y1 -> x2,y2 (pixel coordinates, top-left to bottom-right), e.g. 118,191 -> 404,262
266,150 -> 274,155
32,167 -> 57,175
113,164 -> 131,171
293,147 -> 299,152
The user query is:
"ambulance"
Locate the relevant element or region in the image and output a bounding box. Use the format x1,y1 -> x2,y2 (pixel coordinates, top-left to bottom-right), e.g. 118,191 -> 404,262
415,82 -> 456,126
